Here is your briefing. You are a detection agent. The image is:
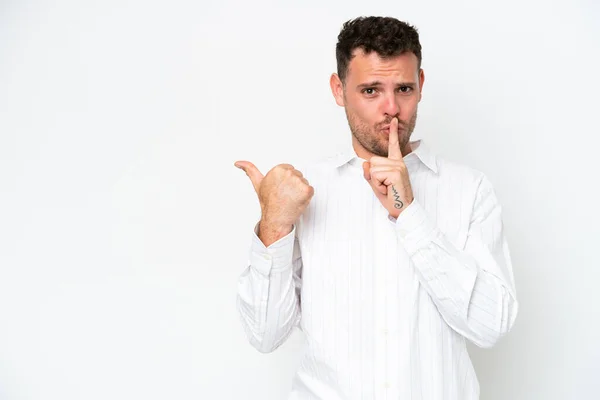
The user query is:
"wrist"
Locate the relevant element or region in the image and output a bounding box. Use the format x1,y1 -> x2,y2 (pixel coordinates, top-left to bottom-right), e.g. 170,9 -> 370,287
389,197 -> 413,219
258,218 -> 293,247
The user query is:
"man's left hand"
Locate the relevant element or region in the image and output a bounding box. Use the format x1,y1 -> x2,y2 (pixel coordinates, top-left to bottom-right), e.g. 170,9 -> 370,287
362,117 -> 414,219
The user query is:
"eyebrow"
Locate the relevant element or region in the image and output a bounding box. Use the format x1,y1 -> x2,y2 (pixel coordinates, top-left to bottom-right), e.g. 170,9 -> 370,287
356,81 -> 417,89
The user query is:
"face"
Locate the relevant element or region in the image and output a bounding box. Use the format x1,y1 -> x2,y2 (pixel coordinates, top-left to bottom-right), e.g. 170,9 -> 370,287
330,48 -> 425,159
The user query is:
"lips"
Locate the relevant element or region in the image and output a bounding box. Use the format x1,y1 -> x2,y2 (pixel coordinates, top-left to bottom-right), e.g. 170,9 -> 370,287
380,125 -> 403,132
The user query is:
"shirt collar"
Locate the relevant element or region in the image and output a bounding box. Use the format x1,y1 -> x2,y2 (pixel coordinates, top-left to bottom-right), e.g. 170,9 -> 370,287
326,139 -> 439,174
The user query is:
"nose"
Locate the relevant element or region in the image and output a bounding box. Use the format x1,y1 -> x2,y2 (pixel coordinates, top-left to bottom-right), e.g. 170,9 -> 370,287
382,92 -> 400,118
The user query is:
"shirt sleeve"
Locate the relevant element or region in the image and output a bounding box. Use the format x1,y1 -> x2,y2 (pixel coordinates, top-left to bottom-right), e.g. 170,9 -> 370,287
392,174 -> 519,348
236,221 -> 303,353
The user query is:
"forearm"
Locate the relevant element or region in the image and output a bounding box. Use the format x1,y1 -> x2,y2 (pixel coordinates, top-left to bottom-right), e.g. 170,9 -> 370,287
236,222 -> 301,353
394,199 -> 518,348
408,231 -> 518,348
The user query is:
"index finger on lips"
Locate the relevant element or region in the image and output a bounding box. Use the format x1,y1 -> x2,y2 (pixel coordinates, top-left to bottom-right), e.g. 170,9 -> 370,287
388,118 -> 403,161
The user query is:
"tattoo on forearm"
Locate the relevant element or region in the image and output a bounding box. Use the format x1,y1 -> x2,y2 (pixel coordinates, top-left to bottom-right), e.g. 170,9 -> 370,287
391,185 -> 404,209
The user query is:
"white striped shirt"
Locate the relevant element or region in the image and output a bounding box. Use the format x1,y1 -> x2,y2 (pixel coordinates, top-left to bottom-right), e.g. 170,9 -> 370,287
237,139 -> 519,400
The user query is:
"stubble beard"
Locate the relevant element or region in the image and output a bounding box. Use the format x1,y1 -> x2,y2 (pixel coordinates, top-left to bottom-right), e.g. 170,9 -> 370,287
345,109 -> 418,158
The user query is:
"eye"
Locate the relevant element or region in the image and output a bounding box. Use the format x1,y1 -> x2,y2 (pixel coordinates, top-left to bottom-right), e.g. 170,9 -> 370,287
398,86 -> 413,93
362,88 -> 377,96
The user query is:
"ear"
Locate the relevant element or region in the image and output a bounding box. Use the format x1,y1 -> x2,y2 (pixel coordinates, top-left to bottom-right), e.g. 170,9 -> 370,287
418,68 -> 425,102
330,73 -> 345,107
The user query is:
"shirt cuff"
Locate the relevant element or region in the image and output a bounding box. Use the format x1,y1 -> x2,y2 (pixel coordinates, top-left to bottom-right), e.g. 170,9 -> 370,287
249,221 -> 296,276
390,200 -> 437,255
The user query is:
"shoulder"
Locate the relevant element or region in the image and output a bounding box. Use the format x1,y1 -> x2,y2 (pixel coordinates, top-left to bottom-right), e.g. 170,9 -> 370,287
435,152 -> 488,188
434,153 -> 498,204
292,153 -> 342,182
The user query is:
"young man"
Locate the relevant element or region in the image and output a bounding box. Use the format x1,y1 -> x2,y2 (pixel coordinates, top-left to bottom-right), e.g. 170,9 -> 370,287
234,16 -> 518,400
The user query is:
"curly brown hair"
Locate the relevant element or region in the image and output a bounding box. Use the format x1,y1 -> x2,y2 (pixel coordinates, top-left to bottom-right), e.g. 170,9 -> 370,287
335,16 -> 422,83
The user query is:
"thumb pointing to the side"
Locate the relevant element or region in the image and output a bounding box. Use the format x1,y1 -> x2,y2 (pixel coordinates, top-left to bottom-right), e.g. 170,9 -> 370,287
234,161 -> 264,194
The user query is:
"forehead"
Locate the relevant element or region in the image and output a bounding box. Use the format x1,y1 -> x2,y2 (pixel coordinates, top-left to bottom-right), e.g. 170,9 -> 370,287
346,48 -> 419,82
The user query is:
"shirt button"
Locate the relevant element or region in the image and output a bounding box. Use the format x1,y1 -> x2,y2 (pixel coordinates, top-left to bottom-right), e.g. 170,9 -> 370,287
263,254 -> 272,260
385,382 -> 390,389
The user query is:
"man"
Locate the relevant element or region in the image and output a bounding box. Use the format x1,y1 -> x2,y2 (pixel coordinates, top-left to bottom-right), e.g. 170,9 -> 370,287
234,16 -> 518,400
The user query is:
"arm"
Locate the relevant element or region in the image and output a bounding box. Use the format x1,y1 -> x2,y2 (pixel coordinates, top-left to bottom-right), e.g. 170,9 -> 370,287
393,175 -> 518,348
236,221 -> 303,353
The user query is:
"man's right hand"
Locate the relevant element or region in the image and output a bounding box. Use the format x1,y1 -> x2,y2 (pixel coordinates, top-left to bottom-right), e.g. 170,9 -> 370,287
234,160 -> 314,246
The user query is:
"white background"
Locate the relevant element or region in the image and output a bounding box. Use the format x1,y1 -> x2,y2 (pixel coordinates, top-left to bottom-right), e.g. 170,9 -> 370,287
1,0 -> 599,399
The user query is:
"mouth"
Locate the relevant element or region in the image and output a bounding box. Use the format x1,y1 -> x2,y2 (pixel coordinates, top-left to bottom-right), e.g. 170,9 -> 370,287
380,125 -> 405,134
